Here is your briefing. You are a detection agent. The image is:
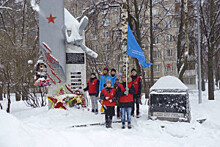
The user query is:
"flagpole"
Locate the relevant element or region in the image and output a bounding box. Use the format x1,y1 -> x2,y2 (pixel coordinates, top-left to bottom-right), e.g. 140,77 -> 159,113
121,0 -> 128,89
126,55 -> 128,89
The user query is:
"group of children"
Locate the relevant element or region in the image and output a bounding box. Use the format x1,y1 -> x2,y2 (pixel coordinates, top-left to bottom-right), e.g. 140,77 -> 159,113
83,67 -> 142,129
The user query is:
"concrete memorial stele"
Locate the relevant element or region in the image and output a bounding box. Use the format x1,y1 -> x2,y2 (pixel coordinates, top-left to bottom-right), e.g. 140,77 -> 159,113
38,0 -> 97,109
148,76 -> 191,122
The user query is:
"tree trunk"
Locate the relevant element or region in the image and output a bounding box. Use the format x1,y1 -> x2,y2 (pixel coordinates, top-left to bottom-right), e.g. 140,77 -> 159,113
207,0 -> 215,100
215,50 -> 220,88
201,33 -> 206,91
0,84 -> 2,101
177,0 -> 185,73
149,0 -> 154,87
15,91 -> 21,101
6,83 -> 11,113
179,0 -> 189,81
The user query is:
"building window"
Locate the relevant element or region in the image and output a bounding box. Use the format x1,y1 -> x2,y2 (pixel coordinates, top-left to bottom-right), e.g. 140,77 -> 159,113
118,54 -> 122,61
154,64 -> 160,73
93,45 -> 98,51
138,5 -> 142,10
153,51 -> 159,59
153,37 -> 159,45
103,9 -> 108,15
183,77 -> 196,85
166,35 -> 173,43
167,49 -> 173,57
165,21 -> 171,29
115,7 -> 120,12
166,63 -> 173,72
152,9 -> 158,17
153,23 -> 158,29
104,44 -> 110,50
70,8 -> 74,15
152,0 -> 157,4
103,31 -> 109,38
103,18 -> 110,26
90,34 -> 97,40
115,29 -> 121,36
116,16 -> 120,24
165,6 -> 171,15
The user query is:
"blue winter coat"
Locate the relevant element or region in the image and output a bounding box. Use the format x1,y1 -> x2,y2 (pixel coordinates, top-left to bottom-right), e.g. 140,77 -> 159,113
110,75 -> 117,86
99,74 -> 111,92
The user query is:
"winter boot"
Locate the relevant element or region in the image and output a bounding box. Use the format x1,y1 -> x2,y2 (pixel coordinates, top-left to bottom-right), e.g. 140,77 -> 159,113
105,120 -> 109,128
136,112 -> 140,118
128,122 -> 132,129
92,109 -> 94,113
95,109 -> 98,115
121,122 -> 125,129
109,118 -> 112,128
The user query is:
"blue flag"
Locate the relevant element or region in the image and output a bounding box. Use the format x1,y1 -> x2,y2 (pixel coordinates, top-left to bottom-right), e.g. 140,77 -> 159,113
127,25 -> 152,68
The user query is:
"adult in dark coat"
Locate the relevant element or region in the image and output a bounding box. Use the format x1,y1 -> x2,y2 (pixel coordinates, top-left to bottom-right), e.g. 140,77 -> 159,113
130,68 -> 142,118
84,73 -> 99,114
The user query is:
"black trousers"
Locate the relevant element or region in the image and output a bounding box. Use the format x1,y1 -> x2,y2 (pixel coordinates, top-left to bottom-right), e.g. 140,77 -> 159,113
117,106 -> 120,117
131,94 -> 140,115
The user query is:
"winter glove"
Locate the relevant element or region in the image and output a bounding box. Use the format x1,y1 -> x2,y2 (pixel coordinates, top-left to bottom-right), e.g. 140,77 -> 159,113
114,82 -> 118,88
124,89 -> 129,95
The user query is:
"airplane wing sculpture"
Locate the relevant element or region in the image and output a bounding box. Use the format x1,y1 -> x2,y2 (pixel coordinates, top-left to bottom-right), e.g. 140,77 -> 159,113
64,8 -> 98,58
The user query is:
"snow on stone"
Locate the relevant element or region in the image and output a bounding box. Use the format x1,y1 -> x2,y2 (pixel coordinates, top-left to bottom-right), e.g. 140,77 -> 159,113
150,76 -> 188,91
30,0 -> 39,12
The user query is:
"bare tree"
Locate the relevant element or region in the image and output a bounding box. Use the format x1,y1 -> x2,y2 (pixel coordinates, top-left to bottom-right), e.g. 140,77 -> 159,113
200,0 -> 219,100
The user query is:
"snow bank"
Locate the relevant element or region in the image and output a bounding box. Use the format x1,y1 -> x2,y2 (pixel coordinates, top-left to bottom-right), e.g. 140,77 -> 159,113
1,90 -> 220,147
0,110 -> 25,147
150,76 -> 188,91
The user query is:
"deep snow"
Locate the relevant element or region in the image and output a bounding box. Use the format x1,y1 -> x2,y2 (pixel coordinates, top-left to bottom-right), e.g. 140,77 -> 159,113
0,90 -> 220,147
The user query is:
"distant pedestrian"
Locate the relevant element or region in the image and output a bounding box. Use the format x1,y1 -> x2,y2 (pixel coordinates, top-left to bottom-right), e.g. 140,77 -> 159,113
130,68 -> 142,118
84,73 -> 99,114
100,80 -> 116,128
117,75 -> 135,129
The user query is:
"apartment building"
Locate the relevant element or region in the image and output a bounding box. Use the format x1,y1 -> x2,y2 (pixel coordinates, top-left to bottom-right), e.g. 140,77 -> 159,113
65,0 -> 197,88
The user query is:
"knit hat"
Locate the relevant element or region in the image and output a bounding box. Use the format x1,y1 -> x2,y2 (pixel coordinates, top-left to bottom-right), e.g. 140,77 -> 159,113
111,68 -> 116,72
131,68 -> 137,73
106,80 -> 112,84
117,73 -> 122,77
91,72 -> 96,76
104,67 -> 109,71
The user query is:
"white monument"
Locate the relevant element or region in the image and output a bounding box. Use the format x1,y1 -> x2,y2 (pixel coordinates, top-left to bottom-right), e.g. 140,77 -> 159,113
38,0 -> 97,108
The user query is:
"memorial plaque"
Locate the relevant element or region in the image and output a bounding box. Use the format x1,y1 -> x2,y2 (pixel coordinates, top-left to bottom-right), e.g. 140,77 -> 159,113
66,53 -> 84,64
148,76 -> 191,122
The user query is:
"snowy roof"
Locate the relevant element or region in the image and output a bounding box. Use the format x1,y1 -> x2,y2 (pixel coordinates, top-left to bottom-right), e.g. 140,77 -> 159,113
150,76 -> 188,91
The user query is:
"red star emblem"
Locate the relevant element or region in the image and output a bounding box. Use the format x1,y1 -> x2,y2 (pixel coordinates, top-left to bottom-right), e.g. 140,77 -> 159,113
46,13 -> 56,24
47,87 -> 77,110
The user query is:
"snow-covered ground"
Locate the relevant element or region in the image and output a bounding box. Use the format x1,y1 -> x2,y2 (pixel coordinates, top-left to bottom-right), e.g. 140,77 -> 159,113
0,90 -> 220,147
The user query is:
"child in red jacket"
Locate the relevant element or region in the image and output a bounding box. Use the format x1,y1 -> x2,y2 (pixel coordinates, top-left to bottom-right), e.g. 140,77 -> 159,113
100,80 -> 116,128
